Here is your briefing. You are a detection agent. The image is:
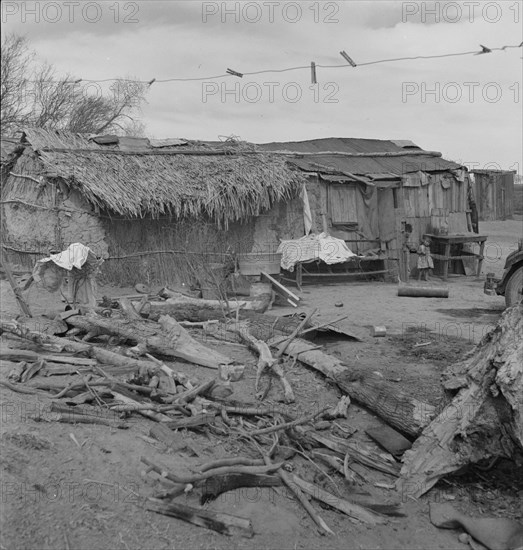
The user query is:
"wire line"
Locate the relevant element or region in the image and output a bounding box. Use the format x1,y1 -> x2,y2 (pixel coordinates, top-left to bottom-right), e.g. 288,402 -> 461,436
44,43 -> 521,85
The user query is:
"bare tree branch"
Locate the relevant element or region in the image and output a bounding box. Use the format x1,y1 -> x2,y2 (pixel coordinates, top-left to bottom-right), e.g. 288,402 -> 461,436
1,33 -> 148,135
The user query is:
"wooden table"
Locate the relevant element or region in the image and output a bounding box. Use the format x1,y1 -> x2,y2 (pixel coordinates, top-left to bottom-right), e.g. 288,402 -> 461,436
424,233 -> 488,281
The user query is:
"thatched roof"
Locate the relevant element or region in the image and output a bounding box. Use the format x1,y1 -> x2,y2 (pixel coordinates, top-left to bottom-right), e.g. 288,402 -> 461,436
20,128 -> 306,226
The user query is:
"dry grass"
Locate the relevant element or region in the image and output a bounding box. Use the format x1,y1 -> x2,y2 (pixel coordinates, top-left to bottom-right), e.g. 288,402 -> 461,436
23,128 -> 306,227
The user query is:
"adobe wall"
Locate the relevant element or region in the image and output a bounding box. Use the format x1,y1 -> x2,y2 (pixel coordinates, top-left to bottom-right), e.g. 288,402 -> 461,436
1,149 -> 108,269
1,150 -> 57,265
58,188 -> 108,258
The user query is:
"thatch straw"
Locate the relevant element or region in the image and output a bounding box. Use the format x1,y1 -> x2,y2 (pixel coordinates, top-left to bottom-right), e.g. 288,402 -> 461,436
22,128 -> 306,227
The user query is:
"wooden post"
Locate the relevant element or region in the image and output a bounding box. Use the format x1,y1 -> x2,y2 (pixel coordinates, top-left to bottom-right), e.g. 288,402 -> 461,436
477,240 -> 486,277
442,242 -> 451,281
0,247 -> 32,317
321,212 -> 329,234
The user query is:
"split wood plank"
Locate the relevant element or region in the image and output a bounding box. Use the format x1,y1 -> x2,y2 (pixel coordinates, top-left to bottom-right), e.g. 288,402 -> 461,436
291,474 -> 387,525
145,499 -> 254,538
0,347 -> 97,366
261,271 -> 301,304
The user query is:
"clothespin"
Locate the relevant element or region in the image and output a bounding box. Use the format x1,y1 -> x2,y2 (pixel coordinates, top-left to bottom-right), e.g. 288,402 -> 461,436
475,44 -> 492,55
148,78 -> 156,86
311,62 -> 317,84
226,68 -> 243,78
340,50 -> 357,67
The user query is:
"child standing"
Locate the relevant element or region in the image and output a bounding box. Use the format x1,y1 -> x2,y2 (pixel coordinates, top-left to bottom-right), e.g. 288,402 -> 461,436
417,238 -> 434,281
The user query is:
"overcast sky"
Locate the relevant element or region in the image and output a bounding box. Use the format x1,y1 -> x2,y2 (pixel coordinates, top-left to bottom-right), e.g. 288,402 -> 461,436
2,0 -> 522,171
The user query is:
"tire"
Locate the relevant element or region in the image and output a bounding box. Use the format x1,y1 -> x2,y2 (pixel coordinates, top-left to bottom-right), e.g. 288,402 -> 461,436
505,265 -> 523,308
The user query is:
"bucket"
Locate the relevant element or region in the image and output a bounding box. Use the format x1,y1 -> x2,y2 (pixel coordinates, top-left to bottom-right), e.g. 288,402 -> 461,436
238,252 -> 282,276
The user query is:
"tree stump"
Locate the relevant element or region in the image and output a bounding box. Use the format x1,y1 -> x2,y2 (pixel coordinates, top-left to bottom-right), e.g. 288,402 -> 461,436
397,305 -> 523,498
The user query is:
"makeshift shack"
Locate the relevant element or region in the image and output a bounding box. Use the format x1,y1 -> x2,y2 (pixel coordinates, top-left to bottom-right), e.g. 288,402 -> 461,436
1,130 -> 476,285
0,129 -> 307,286
259,138 -> 475,280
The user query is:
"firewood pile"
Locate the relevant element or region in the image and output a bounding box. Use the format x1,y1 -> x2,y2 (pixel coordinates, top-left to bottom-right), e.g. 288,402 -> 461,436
0,289 -> 407,537
0,285 -> 521,542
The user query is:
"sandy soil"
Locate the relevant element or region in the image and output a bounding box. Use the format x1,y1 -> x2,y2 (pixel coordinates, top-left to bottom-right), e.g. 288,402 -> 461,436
1,219 -> 522,550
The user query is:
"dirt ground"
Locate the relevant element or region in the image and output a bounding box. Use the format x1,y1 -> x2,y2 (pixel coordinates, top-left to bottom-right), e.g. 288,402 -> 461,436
1,219 -> 522,550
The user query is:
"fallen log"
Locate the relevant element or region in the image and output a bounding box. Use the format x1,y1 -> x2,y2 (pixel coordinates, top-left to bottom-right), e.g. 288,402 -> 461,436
144,294 -> 270,320
268,337 -> 348,378
0,320 -> 159,375
334,370 -> 435,438
145,499 -> 254,538
66,314 -> 234,369
217,329 -> 436,439
269,341 -> 435,438
398,305 -> 523,498
158,315 -> 233,369
397,285 -> 449,298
